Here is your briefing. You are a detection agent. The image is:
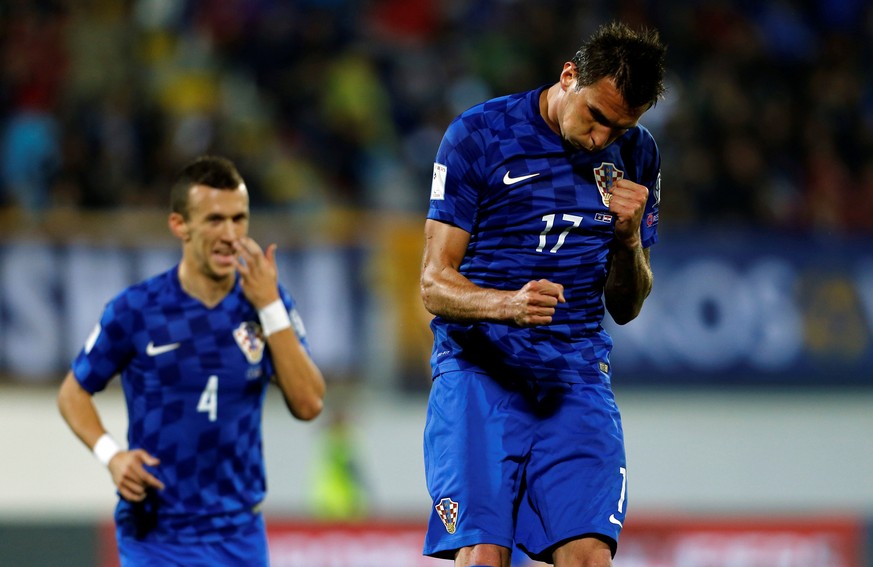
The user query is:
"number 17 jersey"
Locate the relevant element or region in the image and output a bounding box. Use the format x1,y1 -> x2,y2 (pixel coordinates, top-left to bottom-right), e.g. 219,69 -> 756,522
427,86 -> 661,384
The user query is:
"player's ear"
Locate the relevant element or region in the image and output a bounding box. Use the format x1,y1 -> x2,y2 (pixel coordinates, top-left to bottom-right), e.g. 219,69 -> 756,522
168,212 -> 190,241
560,62 -> 577,90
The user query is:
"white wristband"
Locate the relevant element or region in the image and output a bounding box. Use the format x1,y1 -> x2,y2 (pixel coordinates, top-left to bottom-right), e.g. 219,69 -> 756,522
259,299 -> 291,337
93,433 -> 121,467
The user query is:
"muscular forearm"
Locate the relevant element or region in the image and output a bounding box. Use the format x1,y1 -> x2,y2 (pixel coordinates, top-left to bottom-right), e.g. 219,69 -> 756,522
604,241 -> 652,325
269,331 -> 325,421
59,371 -> 165,499
421,266 -> 513,323
421,266 -> 566,327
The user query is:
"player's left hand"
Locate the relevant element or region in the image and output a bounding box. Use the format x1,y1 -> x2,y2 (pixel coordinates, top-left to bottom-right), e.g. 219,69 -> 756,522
608,178 -> 648,247
233,236 -> 281,309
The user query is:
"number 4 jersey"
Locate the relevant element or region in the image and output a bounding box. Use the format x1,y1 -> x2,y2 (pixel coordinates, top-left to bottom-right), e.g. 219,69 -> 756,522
72,266 -> 309,542
427,86 -> 661,385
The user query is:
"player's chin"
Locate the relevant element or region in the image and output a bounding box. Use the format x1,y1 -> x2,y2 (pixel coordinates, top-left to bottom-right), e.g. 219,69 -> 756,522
208,256 -> 238,278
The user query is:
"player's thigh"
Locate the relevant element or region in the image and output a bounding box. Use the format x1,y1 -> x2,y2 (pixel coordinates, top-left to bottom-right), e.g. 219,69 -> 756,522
517,382 -> 627,560
423,371 -> 532,552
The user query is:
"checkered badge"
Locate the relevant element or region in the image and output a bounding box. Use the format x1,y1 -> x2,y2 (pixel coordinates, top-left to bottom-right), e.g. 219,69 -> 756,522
233,321 -> 265,364
435,497 -> 459,534
593,162 -> 624,207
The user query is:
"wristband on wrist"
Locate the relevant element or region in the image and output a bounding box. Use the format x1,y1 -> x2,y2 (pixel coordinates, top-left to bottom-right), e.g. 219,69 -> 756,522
93,433 -> 121,466
259,299 -> 292,337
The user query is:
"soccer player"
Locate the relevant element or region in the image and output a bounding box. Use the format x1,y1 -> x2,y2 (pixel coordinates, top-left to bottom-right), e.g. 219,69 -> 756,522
57,155 -> 326,566
420,22 -> 666,567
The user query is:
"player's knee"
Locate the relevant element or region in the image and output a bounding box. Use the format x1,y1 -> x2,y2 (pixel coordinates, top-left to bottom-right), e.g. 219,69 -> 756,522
455,543 -> 511,567
552,536 -> 613,567
555,554 -> 612,567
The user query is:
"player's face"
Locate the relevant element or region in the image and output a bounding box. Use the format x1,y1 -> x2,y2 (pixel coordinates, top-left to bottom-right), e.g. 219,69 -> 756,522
180,184 -> 250,281
557,72 -> 648,153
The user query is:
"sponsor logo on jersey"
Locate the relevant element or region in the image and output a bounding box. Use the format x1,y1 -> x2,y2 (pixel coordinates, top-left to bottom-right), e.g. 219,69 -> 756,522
435,497 -> 459,534
593,162 -> 624,207
234,321 -> 265,364
503,171 -> 540,185
146,341 -> 181,356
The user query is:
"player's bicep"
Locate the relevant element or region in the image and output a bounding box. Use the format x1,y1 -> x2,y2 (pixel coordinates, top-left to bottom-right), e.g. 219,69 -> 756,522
422,219 -> 470,274
421,220 -> 472,314
58,370 -> 94,410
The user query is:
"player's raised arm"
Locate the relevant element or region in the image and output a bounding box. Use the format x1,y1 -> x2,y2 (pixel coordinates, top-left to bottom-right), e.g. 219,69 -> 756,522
603,178 -> 653,324
234,236 -> 325,421
420,219 -> 565,327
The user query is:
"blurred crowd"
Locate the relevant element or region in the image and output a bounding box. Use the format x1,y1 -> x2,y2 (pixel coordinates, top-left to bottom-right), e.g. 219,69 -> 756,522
2,0 -> 873,232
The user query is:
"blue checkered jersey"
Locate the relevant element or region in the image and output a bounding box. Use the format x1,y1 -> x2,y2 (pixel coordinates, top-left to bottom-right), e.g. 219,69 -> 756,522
72,266 -> 310,543
427,86 -> 661,383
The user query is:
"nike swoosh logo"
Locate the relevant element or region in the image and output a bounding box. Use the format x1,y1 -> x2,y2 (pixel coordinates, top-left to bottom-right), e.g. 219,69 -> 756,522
503,171 -> 540,185
146,341 -> 181,356
608,514 -> 623,528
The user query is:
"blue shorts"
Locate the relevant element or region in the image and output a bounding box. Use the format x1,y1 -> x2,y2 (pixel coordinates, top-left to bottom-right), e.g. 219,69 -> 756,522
423,371 -> 627,563
117,514 -> 269,567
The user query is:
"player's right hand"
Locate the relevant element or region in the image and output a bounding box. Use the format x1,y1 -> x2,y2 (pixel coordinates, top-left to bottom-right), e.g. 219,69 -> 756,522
108,449 -> 165,502
507,279 -> 566,326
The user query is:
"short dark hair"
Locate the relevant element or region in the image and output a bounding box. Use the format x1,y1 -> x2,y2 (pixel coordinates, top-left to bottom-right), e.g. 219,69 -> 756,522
571,22 -> 667,109
170,155 -> 245,217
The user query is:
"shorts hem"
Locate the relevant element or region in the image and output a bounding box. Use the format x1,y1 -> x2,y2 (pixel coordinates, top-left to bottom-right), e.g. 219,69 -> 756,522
519,528 -> 619,563
423,532 -> 514,560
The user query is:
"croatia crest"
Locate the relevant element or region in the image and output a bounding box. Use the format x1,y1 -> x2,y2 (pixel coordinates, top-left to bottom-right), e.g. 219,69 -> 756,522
593,162 -> 624,207
233,321 -> 266,364
435,497 -> 459,534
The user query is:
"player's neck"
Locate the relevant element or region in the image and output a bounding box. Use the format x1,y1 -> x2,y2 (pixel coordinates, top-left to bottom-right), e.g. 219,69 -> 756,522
177,263 -> 235,308
540,84 -> 561,136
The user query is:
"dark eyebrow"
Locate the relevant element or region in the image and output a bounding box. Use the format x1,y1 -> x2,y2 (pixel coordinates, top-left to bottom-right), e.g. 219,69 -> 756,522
205,211 -> 249,222
589,104 -> 635,130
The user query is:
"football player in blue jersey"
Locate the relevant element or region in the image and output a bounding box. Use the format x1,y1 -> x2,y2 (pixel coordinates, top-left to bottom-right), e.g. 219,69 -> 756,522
57,155 -> 325,566
420,22 -> 666,567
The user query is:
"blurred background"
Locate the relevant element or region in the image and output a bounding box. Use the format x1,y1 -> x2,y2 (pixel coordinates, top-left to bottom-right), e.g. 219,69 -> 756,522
1,0 -> 872,565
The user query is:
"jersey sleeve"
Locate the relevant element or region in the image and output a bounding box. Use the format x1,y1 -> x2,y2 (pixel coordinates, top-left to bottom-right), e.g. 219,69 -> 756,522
636,128 -> 661,249
71,296 -> 136,394
426,114 -> 486,234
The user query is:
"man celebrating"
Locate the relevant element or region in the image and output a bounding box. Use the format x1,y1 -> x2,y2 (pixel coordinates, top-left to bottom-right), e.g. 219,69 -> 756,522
420,22 -> 666,567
